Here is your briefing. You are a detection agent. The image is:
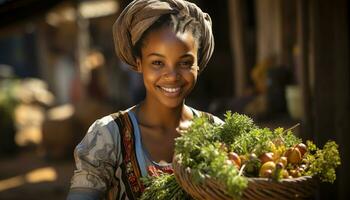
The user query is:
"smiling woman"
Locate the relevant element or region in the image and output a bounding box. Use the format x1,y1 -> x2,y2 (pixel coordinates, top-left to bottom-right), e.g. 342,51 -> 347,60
67,0 -> 221,199
136,23 -> 199,108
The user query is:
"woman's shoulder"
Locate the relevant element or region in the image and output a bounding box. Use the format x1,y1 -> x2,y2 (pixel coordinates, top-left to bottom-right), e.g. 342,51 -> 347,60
74,108 -> 134,160
86,114 -> 117,136
88,106 -> 135,131
84,107 -> 136,141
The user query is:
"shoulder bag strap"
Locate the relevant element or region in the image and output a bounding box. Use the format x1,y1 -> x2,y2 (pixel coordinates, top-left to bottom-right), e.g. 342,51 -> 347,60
111,111 -> 144,200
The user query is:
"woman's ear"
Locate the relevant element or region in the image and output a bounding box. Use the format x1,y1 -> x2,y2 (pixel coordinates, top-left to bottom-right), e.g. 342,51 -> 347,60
136,58 -> 142,73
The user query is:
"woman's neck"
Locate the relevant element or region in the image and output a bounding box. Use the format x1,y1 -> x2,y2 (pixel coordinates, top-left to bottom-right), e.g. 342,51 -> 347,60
137,99 -> 192,130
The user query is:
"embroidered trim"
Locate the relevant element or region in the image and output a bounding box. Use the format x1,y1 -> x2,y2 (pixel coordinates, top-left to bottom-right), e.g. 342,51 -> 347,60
112,111 -> 144,199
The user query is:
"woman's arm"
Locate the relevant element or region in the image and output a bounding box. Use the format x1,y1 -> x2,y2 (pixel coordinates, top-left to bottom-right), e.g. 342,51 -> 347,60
67,116 -> 122,199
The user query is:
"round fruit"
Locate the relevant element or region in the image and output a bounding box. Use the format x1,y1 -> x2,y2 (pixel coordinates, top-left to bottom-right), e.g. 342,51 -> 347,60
285,147 -> 302,164
228,152 -> 241,168
259,152 -> 274,164
260,169 -> 273,178
276,156 -> 288,167
239,155 -> 247,165
297,166 -> 305,173
296,143 -> 307,157
249,153 -> 258,160
259,161 -> 276,177
276,162 -> 285,169
282,169 -> 289,178
299,164 -> 307,170
289,169 -> 301,178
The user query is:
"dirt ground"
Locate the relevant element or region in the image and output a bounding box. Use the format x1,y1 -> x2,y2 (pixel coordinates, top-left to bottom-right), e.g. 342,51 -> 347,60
0,149 -> 75,200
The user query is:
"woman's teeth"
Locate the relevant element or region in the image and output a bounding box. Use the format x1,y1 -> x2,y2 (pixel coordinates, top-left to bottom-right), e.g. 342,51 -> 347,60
161,87 -> 180,93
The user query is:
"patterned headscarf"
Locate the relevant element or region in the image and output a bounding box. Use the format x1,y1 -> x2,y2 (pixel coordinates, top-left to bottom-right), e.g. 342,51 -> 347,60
113,0 -> 214,72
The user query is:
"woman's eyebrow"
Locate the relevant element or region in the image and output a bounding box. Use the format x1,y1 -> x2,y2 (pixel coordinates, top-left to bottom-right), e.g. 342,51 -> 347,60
147,53 -> 165,58
180,53 -> 195,59
146,53 -> 195,59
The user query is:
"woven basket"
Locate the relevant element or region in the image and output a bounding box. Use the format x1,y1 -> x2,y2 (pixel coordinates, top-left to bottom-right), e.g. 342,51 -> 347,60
173,156 -> 318,200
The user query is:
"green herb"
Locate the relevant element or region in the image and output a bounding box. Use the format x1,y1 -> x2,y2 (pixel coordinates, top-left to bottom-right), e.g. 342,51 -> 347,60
142,111 -> 341,199
219,112 -> 256,146
140,172 -> 192,200
175,115 -> 219,168
230,126 -> 300,157
304,140 -> 341,183
175,114 -> 248,197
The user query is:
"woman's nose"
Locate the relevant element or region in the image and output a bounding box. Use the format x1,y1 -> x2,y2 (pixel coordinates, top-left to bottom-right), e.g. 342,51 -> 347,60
163,67 -> 180,80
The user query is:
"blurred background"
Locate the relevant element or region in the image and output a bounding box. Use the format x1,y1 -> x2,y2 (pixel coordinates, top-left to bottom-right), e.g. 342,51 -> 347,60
0,0 -> 348,199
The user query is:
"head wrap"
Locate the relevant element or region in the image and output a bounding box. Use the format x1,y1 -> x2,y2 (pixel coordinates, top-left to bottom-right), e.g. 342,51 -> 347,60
113,0 -> 214,72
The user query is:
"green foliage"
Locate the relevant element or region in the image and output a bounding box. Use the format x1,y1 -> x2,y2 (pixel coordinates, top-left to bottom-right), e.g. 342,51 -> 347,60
230,126 -> 301,156
140,172 -> 192,200
175,113 -> 249,198
219,111 -> 256,146
275,128 -> 301,148
304,141 -> 341,183
142,111 -> 341,199
174,116 -> 220,168
193,142 -> 247,196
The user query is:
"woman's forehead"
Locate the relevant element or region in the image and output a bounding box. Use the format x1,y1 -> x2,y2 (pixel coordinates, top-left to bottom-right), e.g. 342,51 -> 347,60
142,27 -> 198,58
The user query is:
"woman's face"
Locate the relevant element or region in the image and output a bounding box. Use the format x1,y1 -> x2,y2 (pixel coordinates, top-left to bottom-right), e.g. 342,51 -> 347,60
136,26 -> 199,108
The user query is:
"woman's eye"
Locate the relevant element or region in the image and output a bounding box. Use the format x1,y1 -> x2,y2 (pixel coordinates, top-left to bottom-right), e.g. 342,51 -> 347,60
151,60 -> 164,68
179,61 -> 193,69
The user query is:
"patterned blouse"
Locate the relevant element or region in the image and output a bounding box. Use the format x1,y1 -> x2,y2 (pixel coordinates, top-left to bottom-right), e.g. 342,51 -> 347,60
67,106 -> 223,200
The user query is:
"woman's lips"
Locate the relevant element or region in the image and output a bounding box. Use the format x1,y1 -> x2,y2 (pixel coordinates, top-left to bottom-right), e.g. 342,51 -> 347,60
159,86 -> 181,97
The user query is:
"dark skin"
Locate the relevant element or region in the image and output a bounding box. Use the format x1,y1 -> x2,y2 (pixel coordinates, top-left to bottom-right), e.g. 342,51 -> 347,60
132,26 -> 200,163
135,102 -> 194,163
